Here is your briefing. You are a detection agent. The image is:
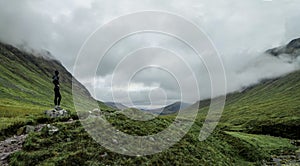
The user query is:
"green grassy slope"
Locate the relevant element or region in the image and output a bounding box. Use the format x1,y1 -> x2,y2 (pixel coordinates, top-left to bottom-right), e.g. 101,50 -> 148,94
1,42 -> 299,165
0,43 -> 112,138
8,108 -> 297,165
220,70 -> 300,139
0,42 -> 95,110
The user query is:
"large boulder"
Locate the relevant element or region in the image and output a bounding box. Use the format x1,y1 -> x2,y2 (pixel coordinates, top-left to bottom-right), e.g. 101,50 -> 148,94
44,107 -> 69,118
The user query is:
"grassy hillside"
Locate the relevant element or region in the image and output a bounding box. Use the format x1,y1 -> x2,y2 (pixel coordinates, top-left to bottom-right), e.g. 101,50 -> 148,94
220,70 -> 300,139
0,43 -> 112,139
1,42 -> 300,165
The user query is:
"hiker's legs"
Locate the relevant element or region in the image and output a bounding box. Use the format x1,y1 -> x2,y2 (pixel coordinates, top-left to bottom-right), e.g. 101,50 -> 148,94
54,97 -> 57,105
54,88 -> 60,106
54,91 -> 58,106
57,92 -> 61,106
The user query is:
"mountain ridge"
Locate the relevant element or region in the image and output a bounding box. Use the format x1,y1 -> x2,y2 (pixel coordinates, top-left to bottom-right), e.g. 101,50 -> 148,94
143,101 -> 191,115
104,102 -> 128,110
0,38 -> 300,165
266,38 -> 300,60
0,42 -> 102,138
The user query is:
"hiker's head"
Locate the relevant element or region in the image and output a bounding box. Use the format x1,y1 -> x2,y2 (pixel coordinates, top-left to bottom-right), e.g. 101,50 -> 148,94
55,70 -> 59,75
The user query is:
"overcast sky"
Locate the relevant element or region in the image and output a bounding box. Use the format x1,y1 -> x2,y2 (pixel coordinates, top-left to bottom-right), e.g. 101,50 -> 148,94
0,0 -> 300,108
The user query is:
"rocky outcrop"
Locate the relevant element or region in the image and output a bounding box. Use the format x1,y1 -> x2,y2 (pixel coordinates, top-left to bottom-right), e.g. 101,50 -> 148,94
0,120 -> 72,165
266,38 -> 300,60
44,107 -> 69,118
0,124 -> 47,166
0,135 -> 27,166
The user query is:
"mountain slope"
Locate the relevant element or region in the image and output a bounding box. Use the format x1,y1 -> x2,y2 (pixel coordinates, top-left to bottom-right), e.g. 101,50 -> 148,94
219,70 -> 300,138
1,39 -> 300,165
0,42 -> 110,136
0,42 -> 91,110
104,102 -> 128,110
266,38 -> 300,59
146,102 -> 191,115
10,64 -> 300,164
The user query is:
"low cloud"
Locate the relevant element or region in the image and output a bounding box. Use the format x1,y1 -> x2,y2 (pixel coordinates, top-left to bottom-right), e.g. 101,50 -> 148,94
0,0 -> 300,106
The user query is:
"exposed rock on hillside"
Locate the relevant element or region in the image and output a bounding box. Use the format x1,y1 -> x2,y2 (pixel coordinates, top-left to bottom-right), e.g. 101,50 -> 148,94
266,38 -> 300,60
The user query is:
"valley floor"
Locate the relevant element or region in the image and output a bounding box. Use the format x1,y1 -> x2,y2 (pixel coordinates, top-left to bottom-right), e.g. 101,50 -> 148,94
0,109 -> 299,166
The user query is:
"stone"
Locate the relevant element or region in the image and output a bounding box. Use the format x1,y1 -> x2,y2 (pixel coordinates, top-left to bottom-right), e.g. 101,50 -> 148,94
89,109 -> 102,116
272,158 -> 281,164
92,108 -> 101,114
120,147 -> 128,152
44,108 -> 69,118
17,127 -> 25,135
149,137 -> 155,142
100,152 -> 108,158
296,149 -> 300,159
46,124 -> 59,135
0,152 -> 10,160
112,139 -> 118,144
25,125 -> 35,134
10,139 -> 17,144
55,106 -> 63,111
35,124 -> 46,132
0,135 -> 27,166
5,138 -> 17,144
290,155 -> 296,160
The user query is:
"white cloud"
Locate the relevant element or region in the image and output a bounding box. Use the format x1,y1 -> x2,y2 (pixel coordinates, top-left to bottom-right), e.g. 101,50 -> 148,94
0,0 -> 299,106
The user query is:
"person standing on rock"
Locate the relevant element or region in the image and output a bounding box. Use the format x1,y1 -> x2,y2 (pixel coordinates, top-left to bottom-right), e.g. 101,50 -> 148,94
52,70 -> 62,109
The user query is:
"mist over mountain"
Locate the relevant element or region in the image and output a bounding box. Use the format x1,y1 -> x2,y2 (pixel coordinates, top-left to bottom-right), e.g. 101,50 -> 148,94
104,102 -> 128,110
0,37 -> 300,165
266,38 -> 300,62
142,102 -> 191,115
1,1 -> 300,164
1,0 -> 300,105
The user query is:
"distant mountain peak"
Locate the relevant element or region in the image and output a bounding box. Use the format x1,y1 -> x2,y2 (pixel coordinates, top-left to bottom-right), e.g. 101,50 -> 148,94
266,37 -> 300,60
145,101 -> 191,115
104,102 -> 128,110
